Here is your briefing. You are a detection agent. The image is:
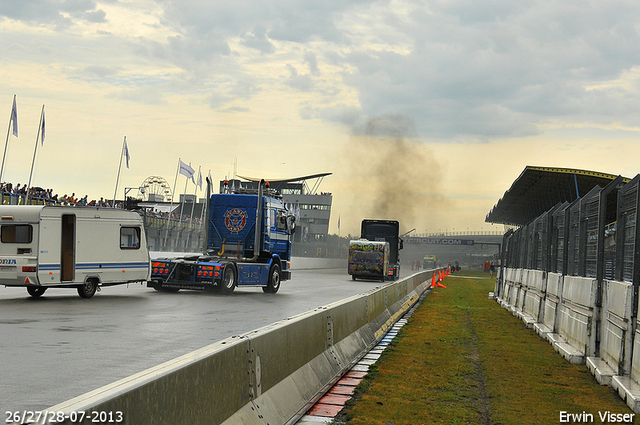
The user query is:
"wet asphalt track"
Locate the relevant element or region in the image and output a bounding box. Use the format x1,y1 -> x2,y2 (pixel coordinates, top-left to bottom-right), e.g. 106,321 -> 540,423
0,265 -> 395,414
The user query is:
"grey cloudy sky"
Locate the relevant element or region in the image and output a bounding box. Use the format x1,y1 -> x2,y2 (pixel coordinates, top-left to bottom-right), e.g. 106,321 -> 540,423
1,0 -> 640,235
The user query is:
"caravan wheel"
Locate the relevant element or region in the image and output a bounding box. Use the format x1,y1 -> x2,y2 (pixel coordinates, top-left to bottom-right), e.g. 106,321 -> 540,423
27,286 -> 47,298
77,279 -> 98,298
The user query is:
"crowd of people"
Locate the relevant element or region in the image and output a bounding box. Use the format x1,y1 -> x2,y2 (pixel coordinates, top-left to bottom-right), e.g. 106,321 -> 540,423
0,182 -> 209,226
0,182 -> 115,207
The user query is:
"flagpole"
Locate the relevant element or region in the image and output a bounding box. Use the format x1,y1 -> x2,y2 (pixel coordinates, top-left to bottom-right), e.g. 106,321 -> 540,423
189,166 -> 200,222
200,169 -> 210,224
25,105 -> 44,205
178,173 -> 189,224
163,158 -> 181,249
170,158 -> 180,215
1,95 -> 17,183
112,136 -> 126,208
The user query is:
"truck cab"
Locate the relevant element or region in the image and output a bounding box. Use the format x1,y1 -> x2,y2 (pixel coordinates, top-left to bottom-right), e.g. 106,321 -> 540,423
149,180 -> 295,294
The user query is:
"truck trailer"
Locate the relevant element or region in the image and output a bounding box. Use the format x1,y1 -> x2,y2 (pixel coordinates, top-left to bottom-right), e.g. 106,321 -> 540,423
348,240 -> 389,281
148,179 -> 295,294
0,205 -> 150,298
360,219 -> 403,280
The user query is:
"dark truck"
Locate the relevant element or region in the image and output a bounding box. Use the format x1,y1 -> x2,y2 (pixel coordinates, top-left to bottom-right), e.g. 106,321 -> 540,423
360,219 -> 403,280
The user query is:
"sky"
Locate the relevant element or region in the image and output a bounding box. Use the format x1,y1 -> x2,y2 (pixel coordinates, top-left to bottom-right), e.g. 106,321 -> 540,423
1,0 -> 640,237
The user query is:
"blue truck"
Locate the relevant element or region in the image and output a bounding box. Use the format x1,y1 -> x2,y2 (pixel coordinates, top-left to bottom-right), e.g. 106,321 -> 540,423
148,179 -> 295,294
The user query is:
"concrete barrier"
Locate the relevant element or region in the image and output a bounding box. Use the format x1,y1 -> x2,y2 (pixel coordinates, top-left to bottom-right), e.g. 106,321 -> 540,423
500,268 -> 517,310
500,270 -> 597,364
24,271 -> 432,425
498,268 -> 525,316
534,272 -> 563,339
515,269 -> 528,315
514,269 -> 525,313
496,268 -> 513,309
588,279 -> 634,386
519,270 -> 547,328
498,268 -> 640,413
547,276 -> 598,364
611,284 -> 640,412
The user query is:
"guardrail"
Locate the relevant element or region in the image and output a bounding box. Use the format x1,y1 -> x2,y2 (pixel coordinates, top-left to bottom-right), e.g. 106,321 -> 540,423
20,270 -> 434,425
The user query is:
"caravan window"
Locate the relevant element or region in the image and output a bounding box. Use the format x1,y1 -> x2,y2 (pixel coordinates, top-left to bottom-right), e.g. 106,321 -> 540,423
1,224 -> 33,243
120,227 -> 141,250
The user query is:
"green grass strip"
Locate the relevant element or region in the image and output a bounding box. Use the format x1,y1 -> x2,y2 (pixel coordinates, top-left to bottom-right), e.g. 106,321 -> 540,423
339,272 -> 637,425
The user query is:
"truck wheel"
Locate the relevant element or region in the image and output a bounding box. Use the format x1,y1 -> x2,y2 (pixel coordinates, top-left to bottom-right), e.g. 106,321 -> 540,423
220,263 -> 237,295
351,275 -> 356,281
77,279 -> 98,298
27,286 -> 47,298
263,263 -> 281,294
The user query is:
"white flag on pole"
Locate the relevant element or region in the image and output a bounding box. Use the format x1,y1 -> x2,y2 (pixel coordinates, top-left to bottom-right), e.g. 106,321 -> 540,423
123,138 -> 130,169
10,95 -> 17,137
179,160 -> 195,181
197,168 -> 202,190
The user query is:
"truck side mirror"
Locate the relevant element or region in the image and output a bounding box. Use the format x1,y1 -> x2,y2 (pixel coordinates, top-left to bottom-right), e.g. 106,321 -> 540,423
287,216 -> 296,234
399,239 -> 404,250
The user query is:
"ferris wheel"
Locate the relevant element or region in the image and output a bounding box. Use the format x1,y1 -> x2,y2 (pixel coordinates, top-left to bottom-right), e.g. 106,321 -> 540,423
138,176 -> 173,202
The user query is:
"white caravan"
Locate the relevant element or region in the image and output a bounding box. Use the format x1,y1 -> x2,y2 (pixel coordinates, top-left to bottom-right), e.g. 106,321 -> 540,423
0,205 -> 150,298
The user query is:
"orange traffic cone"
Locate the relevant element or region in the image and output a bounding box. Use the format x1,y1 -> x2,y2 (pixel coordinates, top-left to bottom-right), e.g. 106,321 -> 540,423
431,272 -> 436,288
437,268 -> 447,288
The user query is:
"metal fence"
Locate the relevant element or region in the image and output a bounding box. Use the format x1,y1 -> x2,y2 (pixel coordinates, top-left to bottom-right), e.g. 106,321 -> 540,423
500,174 -> 637,283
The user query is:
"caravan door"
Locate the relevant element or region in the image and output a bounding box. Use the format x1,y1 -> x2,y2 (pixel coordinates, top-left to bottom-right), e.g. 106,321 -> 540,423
61,214 -> 75,282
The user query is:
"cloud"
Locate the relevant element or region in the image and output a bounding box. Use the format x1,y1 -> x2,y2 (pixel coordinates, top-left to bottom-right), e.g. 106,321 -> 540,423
113,86 -> 166,105
83,65 -> 118,78
79,8 -> 106,23
207,92 -> 232,109
304,52 -> 319,76
240,25 -> 275,54
285,64 -> 313,92
6,0 -> 640,143
222,106 -> 250,113
326,1 -> 640,139
0,0 -> 106,27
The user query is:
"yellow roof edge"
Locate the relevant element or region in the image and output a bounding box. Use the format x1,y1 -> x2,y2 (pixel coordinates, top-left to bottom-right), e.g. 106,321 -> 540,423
526,166 -> 630,183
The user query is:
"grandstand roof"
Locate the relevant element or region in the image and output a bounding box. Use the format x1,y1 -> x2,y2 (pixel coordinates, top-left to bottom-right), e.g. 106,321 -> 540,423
485,166 -> 630,226
236,173 -> 332,183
